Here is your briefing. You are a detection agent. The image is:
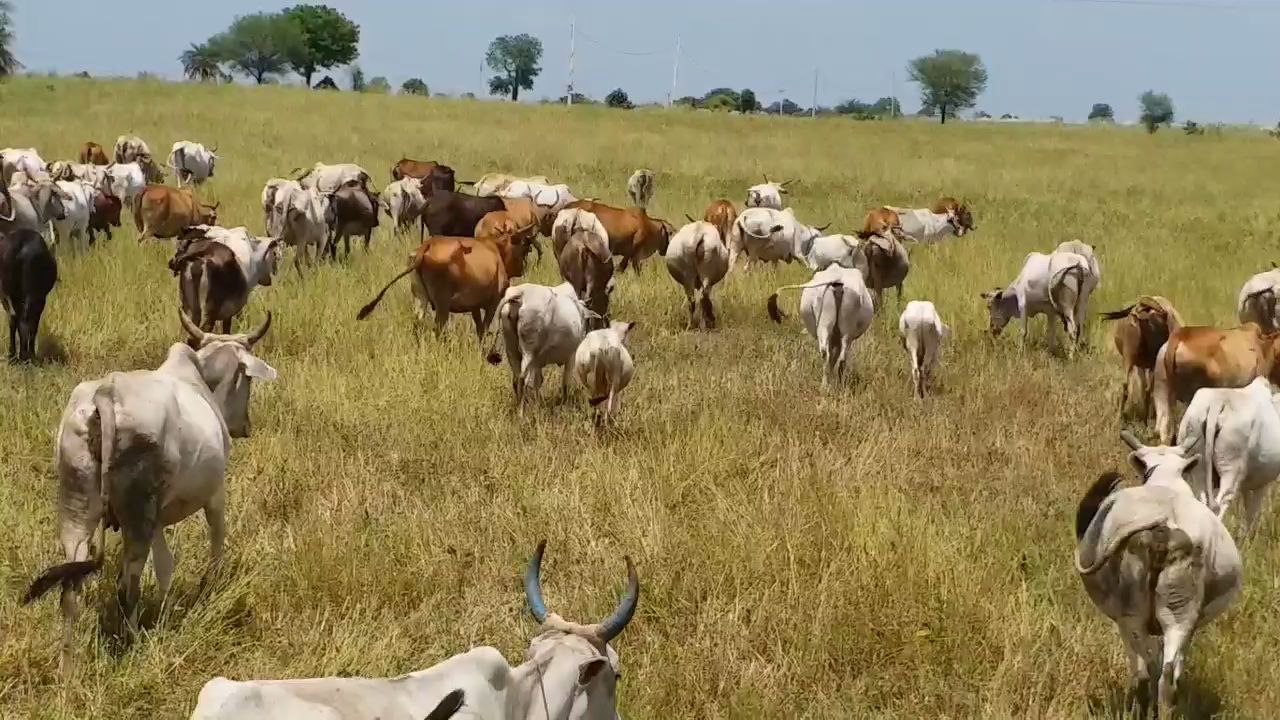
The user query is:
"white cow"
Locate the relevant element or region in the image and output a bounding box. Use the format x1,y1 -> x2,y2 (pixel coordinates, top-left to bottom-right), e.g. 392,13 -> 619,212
766,265 -> 874,387
169,140 -> 218,186
22,314 -> 276,664
1,176 -> 69,235
101,162 -> 148,204
50,180 -> 97,253
1075,432 -> 1241,712
804,234 -> 868,274
981,250 -> 1095,357
733,207 -> 828,269
380,178 -> 426,234
574,321 -> 636,426
48,161 -> 107,188
1237,266 -> 1280,333
1177,377 -> 1280,536
898,300 -> 948,398
296,162 -> 372,194
260,177 -> 291,233
189,541 -> 639,720
745,176 -> 791,209
501,181 -> 578,213
665,221 -> 729,330
627,169 -> 655,208
494,281 -> 591,414
269,182 -> 329,271
472,173 -> 552,198
885,205 -> 966,244
1,148 -> 48,186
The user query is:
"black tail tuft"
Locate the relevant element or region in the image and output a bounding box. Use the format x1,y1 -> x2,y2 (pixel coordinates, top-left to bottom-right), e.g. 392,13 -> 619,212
589,395 -> 608,407
766,293 -> 785,323
1099,305 -> 1135,321
1075,471 -> 1125,541
23,559 -> 103,604
485,351 -> 502,366
424,689 -> 465,720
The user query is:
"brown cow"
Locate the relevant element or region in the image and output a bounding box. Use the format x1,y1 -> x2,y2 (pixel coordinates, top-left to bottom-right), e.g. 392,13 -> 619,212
501,197 -> 555,238
1154,323 -> 1280,443
930,196 -> 976,234
702,199 -> 738,247
78,141 -> 109,166
132,185 -> 218,241
88,192 -> 122,244
392,158 -> 457,192
356,228 -> 538,359
475,210 -> 541,261
1100,296 -> 1184,421
564,200 -> 673,274
553,208 -> 615,326
858,207 -> 906,241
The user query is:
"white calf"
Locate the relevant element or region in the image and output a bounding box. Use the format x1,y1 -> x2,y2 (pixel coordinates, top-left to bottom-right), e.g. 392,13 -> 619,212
574,321 -> 636,426
898,300 -> 948,398
380,178 -> 426,235
745,176 -> 790,209
665,221 -> 729,329
767,265 -> 874,387
1178,376 -> 1280,536
51,180 -> 96,253
804,234 -> 868,274
1075,432 -> 1241,712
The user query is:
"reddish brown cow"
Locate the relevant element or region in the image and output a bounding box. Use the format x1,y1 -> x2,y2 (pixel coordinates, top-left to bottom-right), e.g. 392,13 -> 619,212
702,199 -> 738,247
132,185 -> 218,241
1100,296 -> 1183,421
564,199 -> 673,274
858,207 -> 905,240
88,192 -> 122,244
391,158 -> 457,192
78,141 -> 109,166
1154,323 -> 1280,442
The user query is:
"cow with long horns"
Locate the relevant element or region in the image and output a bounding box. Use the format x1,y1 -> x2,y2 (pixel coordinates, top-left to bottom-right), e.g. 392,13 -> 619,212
187,541 -> 639,720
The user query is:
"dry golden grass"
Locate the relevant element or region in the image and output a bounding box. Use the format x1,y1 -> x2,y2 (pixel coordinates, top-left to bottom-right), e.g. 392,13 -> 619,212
2,76 -> 1279,719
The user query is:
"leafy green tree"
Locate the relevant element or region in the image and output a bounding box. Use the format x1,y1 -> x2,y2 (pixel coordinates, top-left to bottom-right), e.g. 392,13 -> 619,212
180,43 -> 227,83
907,49 -> 988,124
605,88 -> 633,109
870,97 -> 900,117
366,76 -> 390,94
674,95 -> 699,108
737,88 -> 759,113
349,64 -> 365,91
0,0 -> 21,78
701,87 -> 739,107
282,5 -> 359,87
486,34 -> 542,101
1139,90 -> 1174,133
1088,102 -> 1114,122
704,94 -> 736,111
209,13 -> 305,84
401,78 -> 429,96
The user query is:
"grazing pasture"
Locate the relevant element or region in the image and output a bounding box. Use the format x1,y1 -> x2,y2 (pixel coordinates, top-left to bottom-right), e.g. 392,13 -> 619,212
2,76 -> 1280,718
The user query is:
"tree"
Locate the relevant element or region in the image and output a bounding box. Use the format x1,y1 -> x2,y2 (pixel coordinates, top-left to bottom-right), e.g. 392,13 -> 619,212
366,76 -> 390,94
766,99 -> 803,115
907,49 -> 988,124
737,89 -> 759,113
486,33 -> 542,101
1088,103 -> 1114,122
180,43 -> 227,83
1139,90 -> 1174,133
605,88 -> 633,109
674,95 -> 699,108
556,91 -> 594,105
704,94 -> 735,112
0,0 -> 20,78
314,75 -> 339,90
282,5 -> 359,87
702,87 -> 739,107
349,64 -> 365,91
209,13 -> 304,84
401,78 -> 429,96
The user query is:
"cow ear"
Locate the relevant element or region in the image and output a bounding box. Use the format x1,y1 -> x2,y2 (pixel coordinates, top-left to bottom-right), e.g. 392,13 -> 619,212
236,350 -> 277,381
577,657 -> 609,687
1127,452 -> 1149,481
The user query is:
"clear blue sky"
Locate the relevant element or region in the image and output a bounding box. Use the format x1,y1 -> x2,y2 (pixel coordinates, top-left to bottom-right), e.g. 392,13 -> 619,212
11,0 -> 1280,123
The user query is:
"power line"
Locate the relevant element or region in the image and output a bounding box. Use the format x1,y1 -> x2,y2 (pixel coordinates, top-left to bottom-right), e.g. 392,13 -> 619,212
575,29 -> 663,57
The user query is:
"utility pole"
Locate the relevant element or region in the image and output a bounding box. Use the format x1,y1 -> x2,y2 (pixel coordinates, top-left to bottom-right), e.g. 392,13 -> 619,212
668,34 -> 681,108
891,70 -> 897,118
479,56 -> 485,98
811,68 -> 818,118
567,16 -> 576,106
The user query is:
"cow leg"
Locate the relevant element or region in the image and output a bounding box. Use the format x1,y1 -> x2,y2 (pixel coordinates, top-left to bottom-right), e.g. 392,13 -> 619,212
618,256 -> 631,274
6,306 -> 17,362
202,489 -> 226,584
117,536 -> 149,637
432,304 -> 450,339
560,359 -> 573,402
151,530 -> 175,610
1116,619 -> 1154,694
835,335 -> 853,385
1119,367 -> 1133,420
1240,485 -> 1269,539
700,293 -> 717,330
1212,466 -> 1243,521
20,295 -> 45,363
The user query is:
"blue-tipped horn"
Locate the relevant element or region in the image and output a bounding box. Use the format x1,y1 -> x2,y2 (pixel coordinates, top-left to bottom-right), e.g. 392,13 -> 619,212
524,539 -> 549,623
598,555 -> 640,642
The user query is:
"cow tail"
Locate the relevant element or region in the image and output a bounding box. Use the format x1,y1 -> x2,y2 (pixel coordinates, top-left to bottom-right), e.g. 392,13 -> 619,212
589,345 -> 620,406
490,289 -> 523,366
357,264 -> 417,320
1049,264 -> 1084,332
1140,524 -> 1194,635
1100,304 -> 1135,321
828,282 -> 846,359
1203,396 -> 1221,510
22,384 -> 115,604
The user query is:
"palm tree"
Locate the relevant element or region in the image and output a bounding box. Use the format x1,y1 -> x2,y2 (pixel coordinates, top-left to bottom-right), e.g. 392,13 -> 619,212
180,43 -> 226,83
0,1 -> 21,78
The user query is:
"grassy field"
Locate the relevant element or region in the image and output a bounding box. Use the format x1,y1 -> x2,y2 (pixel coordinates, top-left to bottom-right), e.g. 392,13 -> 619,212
2,76 -> 1279,719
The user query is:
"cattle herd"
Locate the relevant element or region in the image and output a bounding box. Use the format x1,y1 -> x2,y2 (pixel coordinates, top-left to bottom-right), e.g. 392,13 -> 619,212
1,128 -> 1278,717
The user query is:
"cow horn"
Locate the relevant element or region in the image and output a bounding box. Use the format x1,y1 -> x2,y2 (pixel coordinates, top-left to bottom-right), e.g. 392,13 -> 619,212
246,311 -> 273,347
815,222 -> 831,233
524,539 -> 550,624
685,213 -> 696,223
179,309 -> 206,345
762,173 -> 770,184
1119,430 -> 1143,451
598,554 -> 640,643
781,179 -> 794,186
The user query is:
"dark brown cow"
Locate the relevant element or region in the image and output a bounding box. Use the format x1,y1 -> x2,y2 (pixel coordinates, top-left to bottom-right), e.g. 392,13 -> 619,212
421,189 -> 506,237
132,185 -> 218,241
78,141 -> 109,166
0,229 -> 58,362
88,192 -> 122,244
1100,296 -> 1183,421
325,184 -> 380,259
564,200 -> 673,274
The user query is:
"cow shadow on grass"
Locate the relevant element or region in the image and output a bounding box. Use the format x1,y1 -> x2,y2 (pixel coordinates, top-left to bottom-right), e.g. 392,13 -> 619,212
1086,677 -> 1224,719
